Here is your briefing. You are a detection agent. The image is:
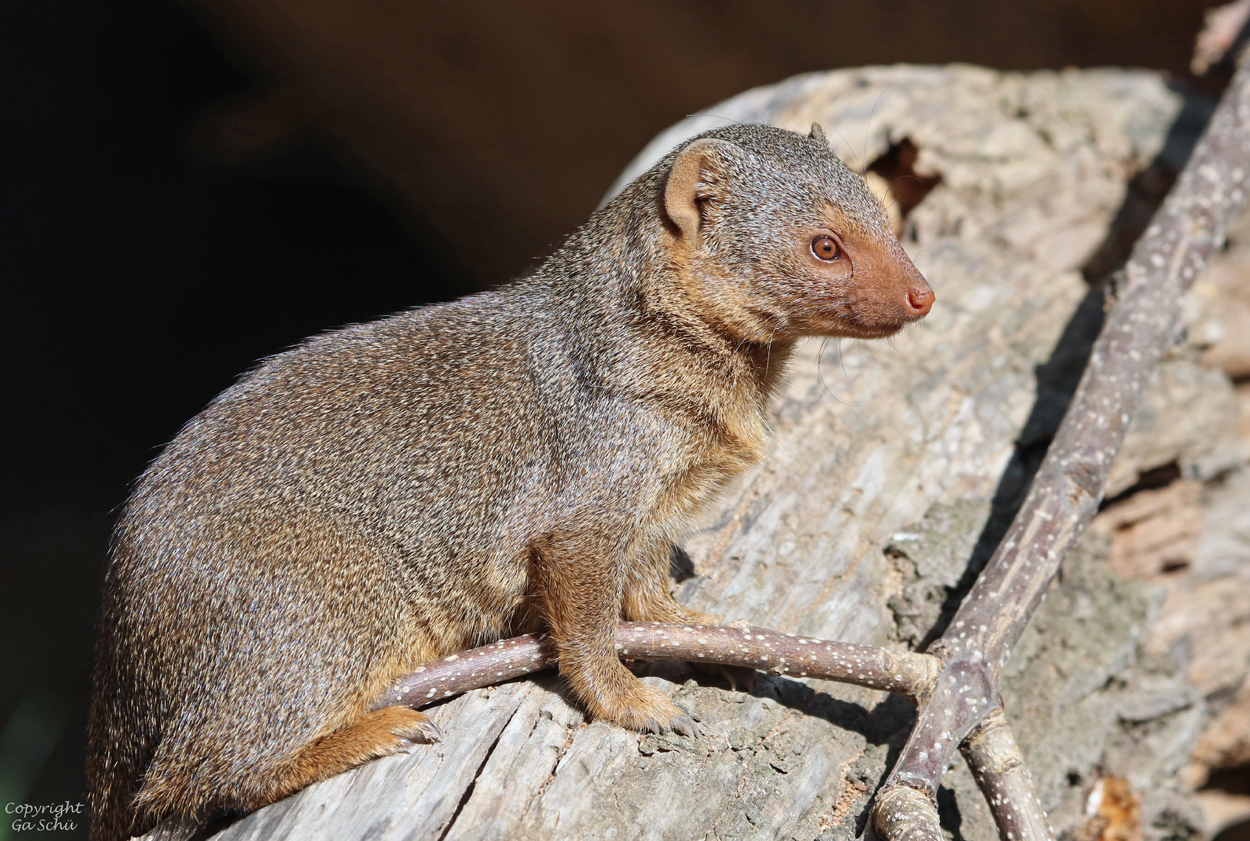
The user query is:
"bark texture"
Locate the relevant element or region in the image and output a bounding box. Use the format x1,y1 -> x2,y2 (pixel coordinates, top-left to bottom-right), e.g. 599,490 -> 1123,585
180,65 -> 1249,841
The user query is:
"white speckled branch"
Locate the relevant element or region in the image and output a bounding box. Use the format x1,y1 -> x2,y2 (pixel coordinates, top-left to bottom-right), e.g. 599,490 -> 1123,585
373,622 -> 940,711
962,708 -> 1054,841
874,44 -> 1250,841
874,787 -> 945,841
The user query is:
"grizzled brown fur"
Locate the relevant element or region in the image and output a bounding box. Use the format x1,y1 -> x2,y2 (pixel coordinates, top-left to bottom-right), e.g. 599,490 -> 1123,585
88,123 -> 933,840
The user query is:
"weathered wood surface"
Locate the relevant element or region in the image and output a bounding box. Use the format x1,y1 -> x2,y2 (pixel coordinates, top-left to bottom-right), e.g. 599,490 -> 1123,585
190,65 -> 1249,841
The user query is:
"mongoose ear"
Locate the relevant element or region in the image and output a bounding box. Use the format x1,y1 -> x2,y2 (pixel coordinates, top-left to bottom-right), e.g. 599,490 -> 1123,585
809,123 -> 828,146
664,138 -> 735,244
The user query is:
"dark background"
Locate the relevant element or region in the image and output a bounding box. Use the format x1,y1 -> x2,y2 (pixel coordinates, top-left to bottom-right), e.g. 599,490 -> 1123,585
0,1 -> 1226,837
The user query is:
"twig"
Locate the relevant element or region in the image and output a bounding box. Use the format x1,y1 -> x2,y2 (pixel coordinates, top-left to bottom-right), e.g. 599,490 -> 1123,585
962,708 -> 1053,841
373,622 -> 939,711
871,44 -> 1250,837
873,787 -> 944,841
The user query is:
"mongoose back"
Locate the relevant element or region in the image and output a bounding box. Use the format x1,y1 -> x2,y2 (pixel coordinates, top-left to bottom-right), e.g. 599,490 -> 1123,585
88,123 -> 934,840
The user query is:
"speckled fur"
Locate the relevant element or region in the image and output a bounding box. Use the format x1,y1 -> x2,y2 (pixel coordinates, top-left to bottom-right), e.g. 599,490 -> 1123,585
87,124 -> 932,840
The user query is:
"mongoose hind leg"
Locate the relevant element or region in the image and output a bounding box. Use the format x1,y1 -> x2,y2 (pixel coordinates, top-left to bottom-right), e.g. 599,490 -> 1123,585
622,575 -> 717,626
132,707 -> 439,833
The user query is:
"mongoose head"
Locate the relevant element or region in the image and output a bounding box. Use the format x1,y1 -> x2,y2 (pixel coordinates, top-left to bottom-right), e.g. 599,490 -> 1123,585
660,123 -> 934,343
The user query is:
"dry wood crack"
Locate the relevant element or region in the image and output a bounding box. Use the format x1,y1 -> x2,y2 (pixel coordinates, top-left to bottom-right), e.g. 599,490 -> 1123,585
369,51 -> 1250,841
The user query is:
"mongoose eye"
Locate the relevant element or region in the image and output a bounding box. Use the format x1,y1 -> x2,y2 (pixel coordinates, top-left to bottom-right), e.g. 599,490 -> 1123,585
811,236 -> 842,262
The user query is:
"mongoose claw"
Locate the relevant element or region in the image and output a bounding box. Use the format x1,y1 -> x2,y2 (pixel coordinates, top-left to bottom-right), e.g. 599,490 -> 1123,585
640,713 -> 700,737
671,715 -> 702,738
670,702 -> 704,738
413,717 -> 444,743
384,707 -> 443,746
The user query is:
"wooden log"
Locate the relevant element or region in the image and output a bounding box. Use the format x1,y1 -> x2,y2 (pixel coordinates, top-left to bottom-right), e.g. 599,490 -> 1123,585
178,65 -> 1240,841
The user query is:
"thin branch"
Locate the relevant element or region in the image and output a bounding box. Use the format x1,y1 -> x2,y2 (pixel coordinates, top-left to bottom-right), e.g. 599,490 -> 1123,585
874,46 -> 1250,827
373,634 -> 557,711
952,36 -> 1250,680
873,787 -> 944,841
962,708 -> 1053,841
373,622 -> 940,712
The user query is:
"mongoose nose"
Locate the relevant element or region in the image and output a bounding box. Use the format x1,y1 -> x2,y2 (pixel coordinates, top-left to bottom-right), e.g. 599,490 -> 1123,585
905,287 -> 935,318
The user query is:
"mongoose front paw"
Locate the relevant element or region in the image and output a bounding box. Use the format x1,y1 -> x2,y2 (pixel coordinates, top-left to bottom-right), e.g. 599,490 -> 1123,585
598,683 -> 703,737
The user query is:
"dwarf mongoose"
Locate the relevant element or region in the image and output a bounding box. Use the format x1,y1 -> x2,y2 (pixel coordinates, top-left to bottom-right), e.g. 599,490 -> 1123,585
88,123 -> 934,839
